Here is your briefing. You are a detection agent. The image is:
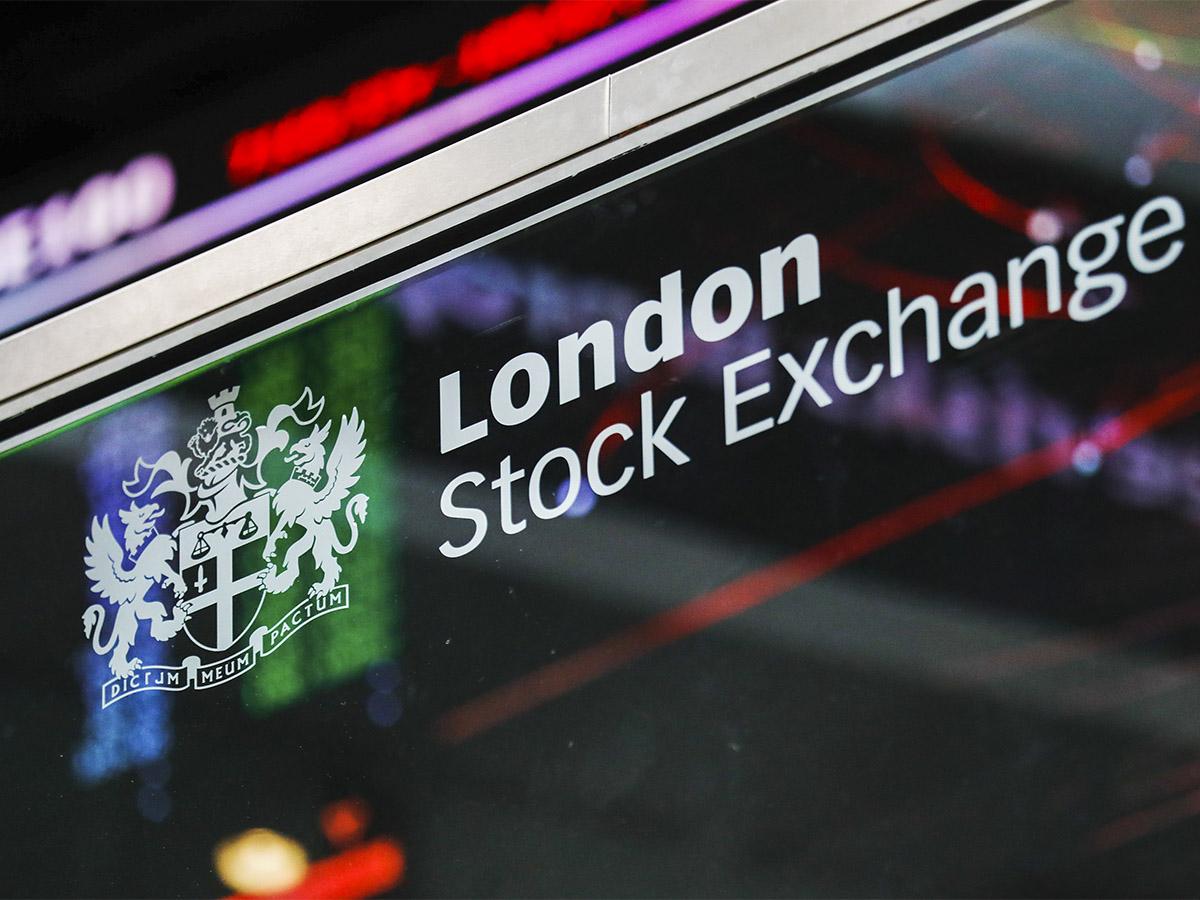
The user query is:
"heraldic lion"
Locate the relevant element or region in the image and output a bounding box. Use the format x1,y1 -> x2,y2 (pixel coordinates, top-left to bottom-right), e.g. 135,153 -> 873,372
82,501 -> 191,679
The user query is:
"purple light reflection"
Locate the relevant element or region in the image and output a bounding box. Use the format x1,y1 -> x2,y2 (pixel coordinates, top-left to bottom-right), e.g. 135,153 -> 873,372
0,0 -> 750,336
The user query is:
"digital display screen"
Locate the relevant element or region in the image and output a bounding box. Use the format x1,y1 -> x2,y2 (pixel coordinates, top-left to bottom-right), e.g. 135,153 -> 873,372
3,2 -> 1200,895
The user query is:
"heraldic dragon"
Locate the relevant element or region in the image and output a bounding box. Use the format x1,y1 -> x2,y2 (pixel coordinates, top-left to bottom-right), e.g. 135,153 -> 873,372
261,408 -> 369,599
82,501 -> 190,679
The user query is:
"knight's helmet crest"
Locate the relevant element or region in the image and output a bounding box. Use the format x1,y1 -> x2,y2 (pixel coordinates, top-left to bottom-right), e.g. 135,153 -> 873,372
209,387 -> 241,426
188,386 -> 255,488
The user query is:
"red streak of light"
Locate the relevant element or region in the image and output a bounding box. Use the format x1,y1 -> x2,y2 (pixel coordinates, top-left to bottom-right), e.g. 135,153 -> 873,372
1150,758 -> 1200,798
796,125 -> 913,181
435,361 -> 1200,745
1063,655 -> 1200,712
827,241 -> 1064,320
954,597 -> 1200,681
794,138 -> 1062,318
920,134 -> 1034,234
226,838 -> 406,900
822,186 -> 942,249
1140,129 -> 1200,167
1091,787 -> 1200,853
1106,47 -> 1200,119
1099,755 -> 1200,852
1118,758 -> 1200,808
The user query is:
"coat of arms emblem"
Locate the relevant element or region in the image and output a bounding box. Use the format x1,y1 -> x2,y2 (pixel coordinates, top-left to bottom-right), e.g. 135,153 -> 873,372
81,386 -> 369,707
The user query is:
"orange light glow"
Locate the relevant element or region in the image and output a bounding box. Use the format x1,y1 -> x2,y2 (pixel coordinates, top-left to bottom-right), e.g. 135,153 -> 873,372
214,828 -> 309,896
320,797 -> 371,848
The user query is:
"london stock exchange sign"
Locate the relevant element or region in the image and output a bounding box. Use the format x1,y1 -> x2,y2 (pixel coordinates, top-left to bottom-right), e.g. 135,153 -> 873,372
81,387 -> 369,707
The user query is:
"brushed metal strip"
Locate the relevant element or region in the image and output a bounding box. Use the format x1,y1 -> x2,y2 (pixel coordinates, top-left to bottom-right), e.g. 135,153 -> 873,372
607,0 -> 922,134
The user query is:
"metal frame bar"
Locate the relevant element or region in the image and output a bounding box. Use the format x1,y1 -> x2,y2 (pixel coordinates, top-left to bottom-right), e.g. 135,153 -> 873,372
0,0 -> 1049,438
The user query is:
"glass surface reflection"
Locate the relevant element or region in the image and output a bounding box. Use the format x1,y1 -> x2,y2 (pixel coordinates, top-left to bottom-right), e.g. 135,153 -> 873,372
3,2 -> 1200,896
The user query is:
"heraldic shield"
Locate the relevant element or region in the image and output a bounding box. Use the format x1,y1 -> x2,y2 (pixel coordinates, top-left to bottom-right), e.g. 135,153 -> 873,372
176,492 -> 270,652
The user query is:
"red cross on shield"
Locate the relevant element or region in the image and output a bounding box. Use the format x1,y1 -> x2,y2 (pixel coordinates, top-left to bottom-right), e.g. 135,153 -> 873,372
176,492 -> 272,652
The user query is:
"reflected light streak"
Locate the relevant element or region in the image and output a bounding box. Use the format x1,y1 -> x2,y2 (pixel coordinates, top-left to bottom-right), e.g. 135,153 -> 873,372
1153,758 -> 1200,796
954,595 -> 1200,682
1140,129 -> 1200,167
1101,40 -> 1200,116
1062,655 -> 1200,712
226,838 -> 406,900
1080,15 -> 1200,68
435,358 -> 1200,744
920,133 -> 1036,234
1091,785 -> 1200,853
827,240 -> 1063,320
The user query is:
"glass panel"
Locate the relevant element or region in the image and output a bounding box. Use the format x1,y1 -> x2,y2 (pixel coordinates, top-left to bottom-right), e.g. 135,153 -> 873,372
3,2 -> 1200,895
